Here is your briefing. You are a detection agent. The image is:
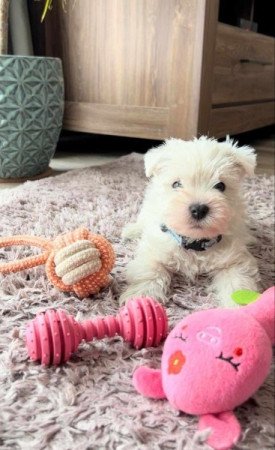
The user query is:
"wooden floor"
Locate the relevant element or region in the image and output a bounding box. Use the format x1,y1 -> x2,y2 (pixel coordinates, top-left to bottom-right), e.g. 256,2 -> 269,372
234,126 -> 274,176
253,138 -> 274,176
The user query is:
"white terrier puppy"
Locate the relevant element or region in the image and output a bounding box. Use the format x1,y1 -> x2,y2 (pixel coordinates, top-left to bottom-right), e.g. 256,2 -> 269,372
120,136 -> 259,307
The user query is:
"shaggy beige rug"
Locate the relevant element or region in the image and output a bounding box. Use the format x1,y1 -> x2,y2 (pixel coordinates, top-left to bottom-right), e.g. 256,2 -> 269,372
0,153 -> 274,450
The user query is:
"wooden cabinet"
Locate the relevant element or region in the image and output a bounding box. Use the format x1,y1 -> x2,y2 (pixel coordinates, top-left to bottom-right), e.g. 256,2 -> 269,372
44,0 -> 275,140
209,23 -> 275,137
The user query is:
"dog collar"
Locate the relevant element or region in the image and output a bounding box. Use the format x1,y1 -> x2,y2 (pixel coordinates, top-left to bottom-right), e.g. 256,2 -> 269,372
160,224 -> 222,252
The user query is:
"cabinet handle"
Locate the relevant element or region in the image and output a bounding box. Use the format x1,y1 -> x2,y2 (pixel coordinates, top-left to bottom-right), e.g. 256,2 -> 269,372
239,58 -> 273,66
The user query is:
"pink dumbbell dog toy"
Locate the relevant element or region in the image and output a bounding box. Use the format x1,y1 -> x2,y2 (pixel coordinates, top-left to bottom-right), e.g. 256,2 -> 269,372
26,297 -> 168,366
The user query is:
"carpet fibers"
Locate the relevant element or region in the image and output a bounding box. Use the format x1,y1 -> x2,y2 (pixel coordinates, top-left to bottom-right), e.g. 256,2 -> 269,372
0,154 -> 274,450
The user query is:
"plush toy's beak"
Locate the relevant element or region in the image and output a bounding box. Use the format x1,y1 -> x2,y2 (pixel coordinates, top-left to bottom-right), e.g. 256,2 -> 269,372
243,286 -> 275,344
199,411 -> 241,450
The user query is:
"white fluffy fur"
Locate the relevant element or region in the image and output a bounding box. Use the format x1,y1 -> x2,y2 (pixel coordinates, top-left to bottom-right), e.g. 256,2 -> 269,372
120,136 -> 259,307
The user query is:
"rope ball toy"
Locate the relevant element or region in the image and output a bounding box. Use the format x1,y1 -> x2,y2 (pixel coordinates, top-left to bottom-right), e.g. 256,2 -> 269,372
25,297 -> 168,365
0,227 -> 115,298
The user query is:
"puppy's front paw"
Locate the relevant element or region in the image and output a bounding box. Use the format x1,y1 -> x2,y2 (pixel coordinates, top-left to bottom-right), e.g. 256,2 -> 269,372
119,283 -> 169,306
121,223 -> 142,241
119,289 -> 135,305
217,293 -> 240,308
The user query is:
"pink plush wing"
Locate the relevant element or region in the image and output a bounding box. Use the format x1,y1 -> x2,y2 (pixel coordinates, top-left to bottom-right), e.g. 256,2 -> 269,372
199,411 -> 241,450
133,366 -> 166,399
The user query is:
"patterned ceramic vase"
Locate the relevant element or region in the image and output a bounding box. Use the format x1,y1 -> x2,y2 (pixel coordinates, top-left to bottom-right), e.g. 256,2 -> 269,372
0,55 -> 64,179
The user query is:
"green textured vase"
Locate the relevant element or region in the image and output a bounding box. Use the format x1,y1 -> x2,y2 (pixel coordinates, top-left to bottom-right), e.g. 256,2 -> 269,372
0,55 -> 64,179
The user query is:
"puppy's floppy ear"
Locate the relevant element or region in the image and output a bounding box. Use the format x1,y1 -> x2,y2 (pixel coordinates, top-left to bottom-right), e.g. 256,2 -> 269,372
226,137 -> 256,177
144,143 -> 167,177
144,140 -> 171,177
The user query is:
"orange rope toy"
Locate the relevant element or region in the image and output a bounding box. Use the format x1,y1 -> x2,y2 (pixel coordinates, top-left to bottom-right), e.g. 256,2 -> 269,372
0,228 -> 115,298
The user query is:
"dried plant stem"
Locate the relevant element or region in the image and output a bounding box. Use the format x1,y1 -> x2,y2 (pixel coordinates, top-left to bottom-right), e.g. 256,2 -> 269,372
41,0 -> 69,22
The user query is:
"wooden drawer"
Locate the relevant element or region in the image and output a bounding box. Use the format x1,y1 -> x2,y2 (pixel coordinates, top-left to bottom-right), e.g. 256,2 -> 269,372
209,102 -> 275,138
212,24 -> 275,106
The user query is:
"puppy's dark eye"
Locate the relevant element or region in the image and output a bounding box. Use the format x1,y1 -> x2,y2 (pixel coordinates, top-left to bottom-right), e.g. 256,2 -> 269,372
172,181 -> 182,189
214,182 -> 225,192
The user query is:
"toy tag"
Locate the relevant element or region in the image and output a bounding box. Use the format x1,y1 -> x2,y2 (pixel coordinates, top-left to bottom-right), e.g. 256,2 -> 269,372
231,289 -> 261,305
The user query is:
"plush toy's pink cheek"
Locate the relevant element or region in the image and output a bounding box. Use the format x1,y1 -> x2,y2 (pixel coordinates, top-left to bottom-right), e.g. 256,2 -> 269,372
168,351 -> 186,374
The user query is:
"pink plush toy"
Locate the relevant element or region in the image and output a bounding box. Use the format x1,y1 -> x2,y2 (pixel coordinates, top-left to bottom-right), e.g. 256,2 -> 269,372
133,287 -> 275,450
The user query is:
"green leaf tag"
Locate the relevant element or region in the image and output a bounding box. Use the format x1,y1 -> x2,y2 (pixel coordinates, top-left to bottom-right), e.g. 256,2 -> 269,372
231,290 -> 261,305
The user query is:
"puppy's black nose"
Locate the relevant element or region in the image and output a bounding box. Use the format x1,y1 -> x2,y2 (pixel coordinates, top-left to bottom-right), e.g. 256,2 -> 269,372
189,203 -> 209,220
